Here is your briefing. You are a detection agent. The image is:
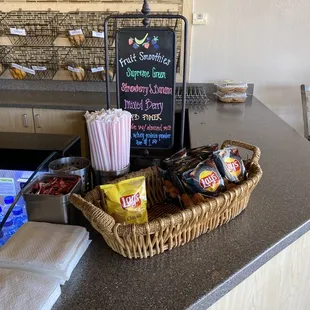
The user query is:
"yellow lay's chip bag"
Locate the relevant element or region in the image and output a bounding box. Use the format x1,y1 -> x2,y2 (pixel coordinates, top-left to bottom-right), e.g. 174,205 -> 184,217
100,176 -> 148,225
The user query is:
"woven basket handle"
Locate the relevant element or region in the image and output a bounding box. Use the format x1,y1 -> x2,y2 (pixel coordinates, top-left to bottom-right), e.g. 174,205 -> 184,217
69,193 -> 115,233
221,140 -> 261,164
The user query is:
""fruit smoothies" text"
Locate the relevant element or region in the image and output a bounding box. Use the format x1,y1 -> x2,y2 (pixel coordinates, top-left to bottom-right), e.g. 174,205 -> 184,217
118,52 -> 171,68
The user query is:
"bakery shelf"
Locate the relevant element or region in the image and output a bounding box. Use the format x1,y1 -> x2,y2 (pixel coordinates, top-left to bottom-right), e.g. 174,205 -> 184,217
1,10 -> 58,46
4,46 -> 58,80
59,11 -> 119,48
62,47 -> 115,82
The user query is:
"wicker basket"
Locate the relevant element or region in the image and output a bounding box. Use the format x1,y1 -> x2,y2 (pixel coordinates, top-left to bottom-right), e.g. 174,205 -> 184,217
69,140 -> 263,259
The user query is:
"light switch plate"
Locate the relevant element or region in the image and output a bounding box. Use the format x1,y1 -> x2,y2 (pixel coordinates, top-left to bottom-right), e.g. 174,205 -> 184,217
193,12 -> 207,25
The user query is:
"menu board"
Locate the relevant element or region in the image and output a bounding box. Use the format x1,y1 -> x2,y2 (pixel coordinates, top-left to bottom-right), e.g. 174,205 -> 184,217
116,28 -> 176,149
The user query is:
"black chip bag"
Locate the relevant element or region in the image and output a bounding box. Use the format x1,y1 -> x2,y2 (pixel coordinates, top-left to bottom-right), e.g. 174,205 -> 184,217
213,147 -> 247,183
182,159 -> 225,197
158,168 -> 180,201
170,172 -> 194,208
158,167 -> 192,209
188,143 -> 219,160
163,148 -> 187,170
174,157 -> 201,176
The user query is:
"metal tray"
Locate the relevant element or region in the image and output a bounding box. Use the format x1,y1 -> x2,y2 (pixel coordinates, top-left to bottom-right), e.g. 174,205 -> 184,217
23,174 -> 81,224
23,174 -> 81,202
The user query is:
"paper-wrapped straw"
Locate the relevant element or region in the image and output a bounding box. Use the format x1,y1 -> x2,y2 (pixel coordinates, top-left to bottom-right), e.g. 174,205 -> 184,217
85,109 -> 132,172
86,122 -> 98,170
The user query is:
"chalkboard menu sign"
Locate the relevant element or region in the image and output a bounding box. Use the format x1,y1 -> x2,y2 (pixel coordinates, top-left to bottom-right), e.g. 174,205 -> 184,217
116,28 -> 176,149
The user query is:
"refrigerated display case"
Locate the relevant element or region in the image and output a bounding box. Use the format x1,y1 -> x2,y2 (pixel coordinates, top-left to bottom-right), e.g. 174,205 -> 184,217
0,132 -> 81,246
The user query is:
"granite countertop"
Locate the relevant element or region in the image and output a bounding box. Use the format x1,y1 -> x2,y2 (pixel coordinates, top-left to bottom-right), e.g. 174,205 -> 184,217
52,96 -> 310,309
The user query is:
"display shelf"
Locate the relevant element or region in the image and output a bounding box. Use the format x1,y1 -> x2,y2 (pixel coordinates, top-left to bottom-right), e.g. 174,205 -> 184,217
4,46 -> 58,80
59,11 -> 119,48
62,47 -> 115,82
1,10 -> 58,46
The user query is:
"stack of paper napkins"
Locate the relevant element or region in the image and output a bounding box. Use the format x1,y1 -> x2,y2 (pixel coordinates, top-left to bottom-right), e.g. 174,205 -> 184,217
0,222 -> 91,284
0,268 -> 61,310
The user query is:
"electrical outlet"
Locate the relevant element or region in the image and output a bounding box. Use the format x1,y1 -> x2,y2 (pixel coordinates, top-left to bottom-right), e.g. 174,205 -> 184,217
193,13 -> 207,25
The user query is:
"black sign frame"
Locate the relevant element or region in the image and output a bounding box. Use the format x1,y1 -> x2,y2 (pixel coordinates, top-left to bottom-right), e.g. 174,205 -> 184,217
115,27 -> 176,150
104,12 -> 188,151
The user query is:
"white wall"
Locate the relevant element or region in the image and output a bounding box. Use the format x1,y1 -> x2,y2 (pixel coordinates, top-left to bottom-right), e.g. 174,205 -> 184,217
190,0 -> 310,136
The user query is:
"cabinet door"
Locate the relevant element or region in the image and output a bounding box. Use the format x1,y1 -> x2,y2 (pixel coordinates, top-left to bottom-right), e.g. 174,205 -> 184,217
33,109 -> 87,157
0,107 -> 35,133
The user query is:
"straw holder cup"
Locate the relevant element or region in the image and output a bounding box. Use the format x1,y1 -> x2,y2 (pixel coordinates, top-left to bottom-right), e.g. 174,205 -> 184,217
93,164 -> 130,186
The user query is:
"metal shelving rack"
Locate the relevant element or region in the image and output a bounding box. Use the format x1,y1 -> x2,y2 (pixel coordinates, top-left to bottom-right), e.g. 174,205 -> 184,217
62,47 -> 115,82
0,46 -> 10,77
175,85 -> 209,105
1,10 -> 58,46
0,11 -> 8,36
59,11 -> 119,47
4,46 -> 58,80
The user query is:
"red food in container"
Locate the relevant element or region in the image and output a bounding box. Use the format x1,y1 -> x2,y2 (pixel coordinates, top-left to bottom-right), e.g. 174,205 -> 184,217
23,174 -> 81,224
30,176 -> 80,196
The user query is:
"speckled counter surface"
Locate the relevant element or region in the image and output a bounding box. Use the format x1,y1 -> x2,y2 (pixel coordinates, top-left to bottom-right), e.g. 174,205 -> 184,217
52,97 -> 310,310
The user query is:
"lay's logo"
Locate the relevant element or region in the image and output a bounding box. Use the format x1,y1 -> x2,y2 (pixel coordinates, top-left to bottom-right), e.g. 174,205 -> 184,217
120,192 -> 141,209
199,171 -> 220,192
224,158 -> 241,177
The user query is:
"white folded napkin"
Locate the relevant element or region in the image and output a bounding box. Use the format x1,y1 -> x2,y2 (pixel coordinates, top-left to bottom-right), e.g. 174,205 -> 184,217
0,222 -> 91,283
0,268 -> 61,310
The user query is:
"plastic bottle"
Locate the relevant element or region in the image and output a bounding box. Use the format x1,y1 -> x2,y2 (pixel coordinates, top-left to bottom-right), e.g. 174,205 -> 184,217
4,196 -> 14,213
0,216 -> 15,246
0,206 -> 4,247
2,196 -> 17,240
20,199 -> 28,222
0,203 -> 14,247
3,196 -> 15,221
13,204 -> 27,229
0,230 -> 5,247
0,205 -> 3,223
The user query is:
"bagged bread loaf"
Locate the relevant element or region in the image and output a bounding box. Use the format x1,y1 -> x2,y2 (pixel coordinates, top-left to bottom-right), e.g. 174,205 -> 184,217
216,91 -> 247,103
66,61 -> 85,81
216,80 -> 248,93
68,29 -> 85,47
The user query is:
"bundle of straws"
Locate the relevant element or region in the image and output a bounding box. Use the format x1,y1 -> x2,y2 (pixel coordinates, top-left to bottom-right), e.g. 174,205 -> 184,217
85,109 -> 132,171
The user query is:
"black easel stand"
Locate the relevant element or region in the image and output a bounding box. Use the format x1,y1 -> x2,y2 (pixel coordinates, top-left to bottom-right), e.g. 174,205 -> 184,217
104,0 -> 188,170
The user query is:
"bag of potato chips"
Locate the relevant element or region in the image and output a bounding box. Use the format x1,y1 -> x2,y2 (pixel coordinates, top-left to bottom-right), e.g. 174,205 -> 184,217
100,176 -> 148,225
182,159 -> 225,197
213,147 -> 247,183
